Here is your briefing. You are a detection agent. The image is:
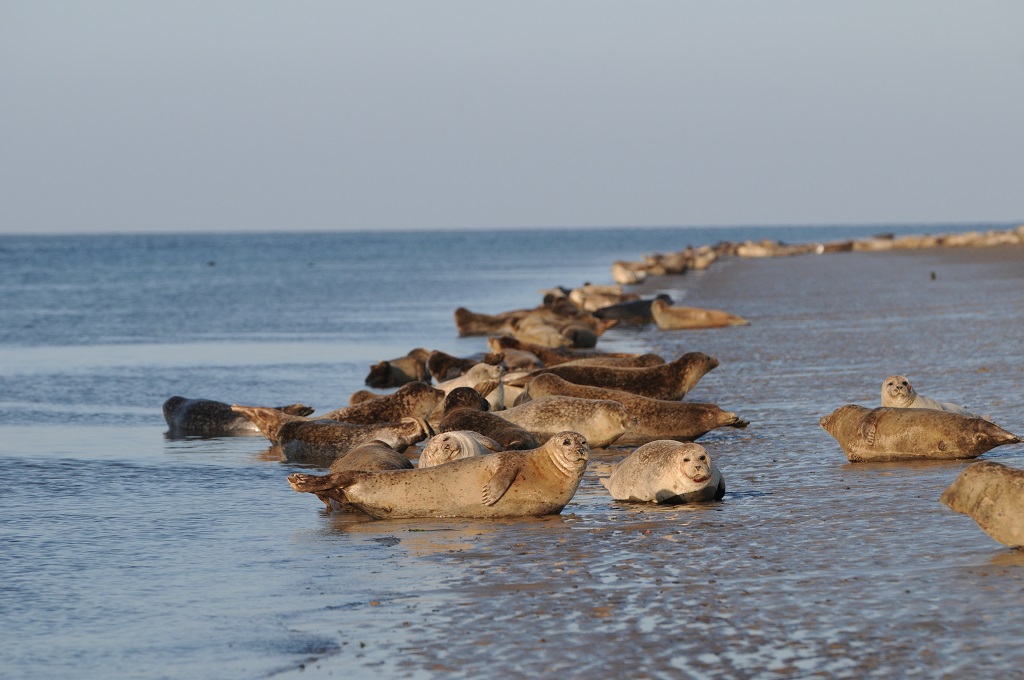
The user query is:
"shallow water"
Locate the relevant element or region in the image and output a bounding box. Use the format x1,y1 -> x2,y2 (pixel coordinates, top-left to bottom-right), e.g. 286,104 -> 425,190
1,228 -> 1022,678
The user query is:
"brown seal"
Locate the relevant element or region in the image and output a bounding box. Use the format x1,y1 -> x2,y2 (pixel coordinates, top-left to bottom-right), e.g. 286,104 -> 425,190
287,431 -> 590,519
940,461 -> 1024,549
364,348 -> 432,388
819,405 -> 1020,462
230,405 -> 431,466
162,396 -> 314,438
553,353 -> 665,369
649,299 -> 750,330
436,387 -> 539,450
417,430 -> 503,468
495,395 -> 637,448
600,441 -> 726,504
318,381 -> 445,424
304,440 -> 414,512
427,349 -> 503,382
487,335 -> 641,366
592,294 -> 673,325
522,373 -> 748,445
508,351 -> 720,401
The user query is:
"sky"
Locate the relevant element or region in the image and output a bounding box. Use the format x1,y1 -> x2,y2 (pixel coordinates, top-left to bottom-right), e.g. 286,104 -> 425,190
1,1 -> 1022,235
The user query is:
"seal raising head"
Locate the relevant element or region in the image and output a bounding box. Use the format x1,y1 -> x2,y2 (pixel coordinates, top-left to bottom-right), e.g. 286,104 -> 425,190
881,375 -> 917,408
600,441 -> 726,504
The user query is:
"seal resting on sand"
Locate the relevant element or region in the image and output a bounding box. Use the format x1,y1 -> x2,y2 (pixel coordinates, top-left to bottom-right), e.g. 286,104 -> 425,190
417,430 -> 503,468
940,461 -> 1024,549
649,299 -> 750,330
304,440 -> 414,512
592,295 -> 672,325
436,387 -> 539,450
880,375 -> 974,416
508,352 -> 720,401
318,382 -> 445,424
163,396 -> 314,438
600,441 -> 725,504
521,373 -> 748,445
495,395 -> 637,448
819,405 -> 1019,462
364,348 -> 432,388
287,431 -> 591,519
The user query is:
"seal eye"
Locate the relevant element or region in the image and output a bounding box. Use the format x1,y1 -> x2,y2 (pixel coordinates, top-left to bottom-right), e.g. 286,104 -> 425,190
683,457 -> 690,462
562,437 -> 571,446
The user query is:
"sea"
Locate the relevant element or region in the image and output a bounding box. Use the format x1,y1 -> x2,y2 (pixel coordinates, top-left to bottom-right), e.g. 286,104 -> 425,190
1,223 -> 1022,679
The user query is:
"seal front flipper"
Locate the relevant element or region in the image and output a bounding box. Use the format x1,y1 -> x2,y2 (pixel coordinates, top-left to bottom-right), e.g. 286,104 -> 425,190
482,460 -> 523,506
858,409 -> 884,447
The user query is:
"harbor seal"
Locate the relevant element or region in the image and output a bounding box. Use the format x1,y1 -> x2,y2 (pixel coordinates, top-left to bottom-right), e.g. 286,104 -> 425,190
305,439 -> 414,512
487,335 -> 640,366
417,430 -> 503,468
880,375 -> 974,415
231,405 -> 431,466
427,349 -> 503,382
162,396 -> 314,438
319,381 -> 445,424
600,441 -> 726,504
553,353 -> 665,369
649,299 -> 750,330
508,351 -> 720,401
940,461 -> 1024,549
592,294 -> 672,325
364,348 -> 433,388
494,395 -> 637,448
436,387 -> 539,450
819,405 -> 1020,462
287,431 -> 590,519
522,373 -> 748,445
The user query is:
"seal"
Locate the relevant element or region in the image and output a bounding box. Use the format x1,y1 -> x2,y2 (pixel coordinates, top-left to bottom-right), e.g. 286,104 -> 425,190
364,348 -> 433,388
487,335 -> 641,366
427,349 -> 503,382
287,431 -> 590,519
417,430 -> 503,468
592,294 -> 672,325
319,381 -> 445,424
522,373 -> 748,445
880,375 -> 974,415
230,405 -> 431,466
819,404 -> 1020,462
600,441 -> 726,504
495,395 -> 637,448
162,396 -> 314,438
649,299 -> 750,330
436,387 -> 539,450
508,351 -> 720,401
940,461 -> 1024,549
304,439 -> 414,512
552,353 -> 665,369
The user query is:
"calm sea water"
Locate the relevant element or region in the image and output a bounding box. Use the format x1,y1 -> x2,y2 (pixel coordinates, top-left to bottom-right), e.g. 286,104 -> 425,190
1,224 -> 1021,679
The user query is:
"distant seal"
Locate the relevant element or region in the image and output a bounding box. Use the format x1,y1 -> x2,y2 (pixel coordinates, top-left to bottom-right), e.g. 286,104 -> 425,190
231,405 -> 431,466
319,381 -> 445,424
417,430 -> 503,468
509,352 -> 720,401
495,395 -> 636,448
819,404 -> 1019,462
940,461 -> 1024,549
305,440 -> 414,512
487,335 -> 641,366
600,441 -> 726,504
593,294 -> 672,325
427,350 -> 502,382
554,353 -> 665,369
162,396 -> 314,438
364,348 -> 432,388
287,431 -> 590,519
522,373 -> 748,445
436,387 -> 539,450
880,375 -> 974,415
649,299 -> 750,330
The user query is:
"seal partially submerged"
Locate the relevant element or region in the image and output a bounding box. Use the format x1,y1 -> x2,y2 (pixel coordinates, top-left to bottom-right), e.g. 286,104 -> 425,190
163,396 -> 314,438
287,431 -> 591,519
940,461 -> 1024,549
880,375 -> 974,415
819,405 -> 1019,462
600,441 -> 725,504
495,395 -> 637,448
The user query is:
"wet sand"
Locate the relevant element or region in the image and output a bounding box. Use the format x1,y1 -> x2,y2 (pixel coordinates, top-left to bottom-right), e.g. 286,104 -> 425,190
276,243 -> 1024,678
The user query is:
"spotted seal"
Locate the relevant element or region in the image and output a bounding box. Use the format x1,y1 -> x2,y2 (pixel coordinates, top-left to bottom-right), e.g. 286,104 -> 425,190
494,395 -> 636,448
436,387 -> 539,450
600,441 -> 726,504
940,461 -> 1024,549
162,396 -> 314,438
319,381 -> 445,424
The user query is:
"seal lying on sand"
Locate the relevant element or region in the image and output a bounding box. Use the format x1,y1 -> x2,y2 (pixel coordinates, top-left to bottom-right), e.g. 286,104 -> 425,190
508,352 -> 720,401
163,396 -> 314,438
521,373 -> 748,445
600,441 -> 725,504
487,335 -> 640,366
364,348 -> 432,388
819,405 -> 1019,462
427,350 -> 503,382
880,375 -> 974,415
287,431 -> 591,519
319,382 -> 445,424
495,396 -> 637,448
553,353 -> 665,369
649,299 -> 750,330
231,405 -> 431,466
417,430 -> 503,468
940,461 -> 1024,549
436,387 -> 539,450
592,294 -> 672,325
304,440 -> 414,512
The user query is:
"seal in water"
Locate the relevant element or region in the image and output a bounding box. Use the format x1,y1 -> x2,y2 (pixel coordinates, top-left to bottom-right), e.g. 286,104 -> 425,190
600,441 -> 726,504
880,375 -> 973,415
163,396 -> 314,438
940,461 -> 1024,549
318,381 -> 445,424
287,431 -> 590,519
494,395 -> 636,449
417,430 -> 503,468
819,405 -> 1019,462
436,387 -> 539,450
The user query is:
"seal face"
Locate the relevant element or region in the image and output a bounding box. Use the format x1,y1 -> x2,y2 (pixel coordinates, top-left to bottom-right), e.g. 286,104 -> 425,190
287,431 -> 591,519
940,461 -> 1024,548
163,396 -> 314,438
880,375 -> 973,415
819,404 -> 1019,462
600,441 -> 725,504
494,395 -> 636,449
417,430 -> 503,468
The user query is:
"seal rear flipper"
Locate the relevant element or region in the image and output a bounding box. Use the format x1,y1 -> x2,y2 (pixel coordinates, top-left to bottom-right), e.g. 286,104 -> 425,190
277,403 -> 316,417
482,461 -> 522,506
287,470 -> 356,493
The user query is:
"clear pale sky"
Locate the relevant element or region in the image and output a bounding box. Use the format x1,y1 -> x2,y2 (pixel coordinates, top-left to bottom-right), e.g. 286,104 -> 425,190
1,2 -> 1021,235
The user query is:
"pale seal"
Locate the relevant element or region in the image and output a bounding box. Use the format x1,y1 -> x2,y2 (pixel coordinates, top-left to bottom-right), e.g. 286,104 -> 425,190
819,404 -> 1019,462
600,441 -> 725,504
522,373 -> 748,445
436,387 -> 539,450
319,381 -> 445,424
364,348 -> 432,388
649,299 -> 750,330
287,431 -> 590,519
162,396 -> 314,438
940,461 -> 1024,549
494,395 -> 637,449
553,353 -> 665,369
417,430 -> 503,468
880,375 -> 974,415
